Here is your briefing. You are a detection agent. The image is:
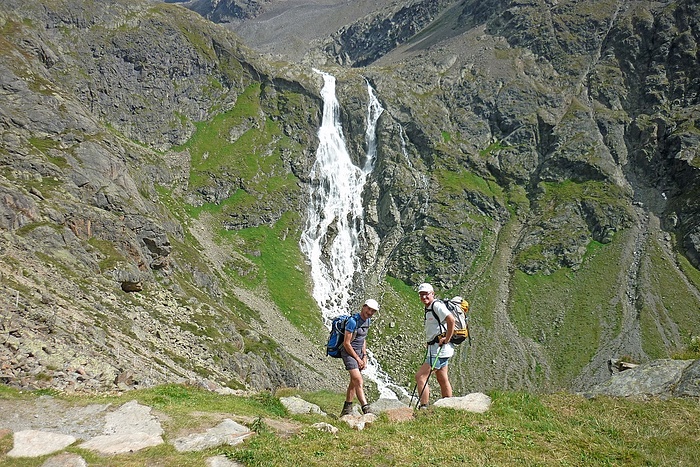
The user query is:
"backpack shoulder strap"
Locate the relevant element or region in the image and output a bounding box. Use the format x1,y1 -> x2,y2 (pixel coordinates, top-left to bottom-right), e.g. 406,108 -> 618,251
424,302 -> 435,320
344,314 -> 360,342
425,300 -> 446,328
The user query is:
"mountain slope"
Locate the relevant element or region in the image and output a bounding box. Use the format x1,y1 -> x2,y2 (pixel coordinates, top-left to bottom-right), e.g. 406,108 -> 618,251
159,0 -> 700,392
0,0 -> 346,394
0,0 -> 698,399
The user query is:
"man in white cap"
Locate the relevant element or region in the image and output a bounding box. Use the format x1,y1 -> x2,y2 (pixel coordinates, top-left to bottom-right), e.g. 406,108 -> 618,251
340,298 -> 379,416
415,282 -> 454,409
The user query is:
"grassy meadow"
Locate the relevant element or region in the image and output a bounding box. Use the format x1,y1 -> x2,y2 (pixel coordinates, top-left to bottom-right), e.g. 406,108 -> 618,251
1,384 -> 698,466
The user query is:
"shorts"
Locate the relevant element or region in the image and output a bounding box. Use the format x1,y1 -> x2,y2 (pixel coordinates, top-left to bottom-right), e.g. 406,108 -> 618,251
425,355 -> 450,370
342,350 -> 364,370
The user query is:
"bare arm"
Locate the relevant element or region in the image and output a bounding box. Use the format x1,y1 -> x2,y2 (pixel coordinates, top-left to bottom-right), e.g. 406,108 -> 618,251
439,313 -> 456,346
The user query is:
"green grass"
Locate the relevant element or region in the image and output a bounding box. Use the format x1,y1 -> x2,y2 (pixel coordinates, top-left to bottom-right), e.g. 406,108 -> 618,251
478,138 -> 516,158
433,167 -> 505,201
641,239 -> 700,358
509,233 -> 626,387
3,384 -> 697,466
219,211 -> 323,336
174,82 -> 294,194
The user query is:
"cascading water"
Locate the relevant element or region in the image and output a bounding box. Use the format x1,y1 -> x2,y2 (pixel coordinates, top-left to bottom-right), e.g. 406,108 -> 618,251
300,70 -> 407,399
363,81 -> 383,174
299,70 -> 365,318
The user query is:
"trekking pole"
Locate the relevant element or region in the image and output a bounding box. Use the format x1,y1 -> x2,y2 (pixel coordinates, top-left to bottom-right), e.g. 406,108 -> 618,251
415,344 -> 442,409
409,346 -> 430,407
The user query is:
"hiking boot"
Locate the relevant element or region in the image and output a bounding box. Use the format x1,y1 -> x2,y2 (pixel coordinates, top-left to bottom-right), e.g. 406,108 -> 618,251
361,404 -> 372,414
418,403 -> 429,410
340,401 -> 353,416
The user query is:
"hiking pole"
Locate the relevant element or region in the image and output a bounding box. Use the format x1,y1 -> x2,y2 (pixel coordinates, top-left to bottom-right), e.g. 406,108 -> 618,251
409,346 -> 430,407
415,343 -> 442,409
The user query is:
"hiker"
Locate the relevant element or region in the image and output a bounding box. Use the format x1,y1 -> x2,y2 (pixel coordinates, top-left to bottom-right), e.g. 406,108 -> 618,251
340,298 -> 379,416
415,282 -> 454,409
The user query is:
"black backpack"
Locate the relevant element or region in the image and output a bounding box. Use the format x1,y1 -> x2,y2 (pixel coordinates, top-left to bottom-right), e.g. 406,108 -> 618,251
426,297 -> 471,346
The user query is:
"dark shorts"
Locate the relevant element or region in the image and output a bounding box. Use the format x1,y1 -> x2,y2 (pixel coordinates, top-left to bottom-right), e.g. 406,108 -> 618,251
342,350 -> 364,371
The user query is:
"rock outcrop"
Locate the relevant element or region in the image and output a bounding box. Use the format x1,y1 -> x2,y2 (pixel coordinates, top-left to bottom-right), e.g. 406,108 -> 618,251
583,359 -> 700,400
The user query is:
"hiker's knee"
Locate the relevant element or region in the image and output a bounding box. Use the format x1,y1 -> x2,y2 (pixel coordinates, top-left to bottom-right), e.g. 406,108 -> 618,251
349,369 -> 363,385
435,367 -> 449,382
415,364 -> 431,380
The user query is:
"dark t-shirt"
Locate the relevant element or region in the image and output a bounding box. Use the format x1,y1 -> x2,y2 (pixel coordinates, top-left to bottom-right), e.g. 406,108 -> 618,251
342,312 -> 370,354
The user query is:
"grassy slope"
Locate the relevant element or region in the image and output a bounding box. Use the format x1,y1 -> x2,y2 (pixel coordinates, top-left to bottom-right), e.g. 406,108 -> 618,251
165,78 -> 323,340
1,384 -> 698,466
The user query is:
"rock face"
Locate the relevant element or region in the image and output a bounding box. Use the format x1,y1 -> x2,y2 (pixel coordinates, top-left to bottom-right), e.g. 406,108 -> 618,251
583,359 -> 700,400
0,0 -> 699,399
0,0 -> 345,395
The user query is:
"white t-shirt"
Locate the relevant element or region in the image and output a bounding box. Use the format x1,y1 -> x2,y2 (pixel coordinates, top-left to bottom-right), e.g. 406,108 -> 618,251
425,300 -> 454,359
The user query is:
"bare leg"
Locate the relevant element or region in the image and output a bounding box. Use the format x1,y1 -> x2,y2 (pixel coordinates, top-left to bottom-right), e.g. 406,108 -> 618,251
435,366 -> 452,398
347,368 -> 367,406
415,362 -> 432,406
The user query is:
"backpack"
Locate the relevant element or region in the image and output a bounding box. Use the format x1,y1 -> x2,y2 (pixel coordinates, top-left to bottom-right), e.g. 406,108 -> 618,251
427,297 -> 471,346
326,315 -> 351,358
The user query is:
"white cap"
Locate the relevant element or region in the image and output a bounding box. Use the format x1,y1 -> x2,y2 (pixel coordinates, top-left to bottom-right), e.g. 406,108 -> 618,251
364,299 -> 379,311
417,283 -> 434,293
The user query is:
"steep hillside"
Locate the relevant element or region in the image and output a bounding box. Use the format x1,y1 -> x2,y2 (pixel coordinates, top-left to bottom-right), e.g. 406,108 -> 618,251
0,0 -> 347,394
0,0 -> 699,401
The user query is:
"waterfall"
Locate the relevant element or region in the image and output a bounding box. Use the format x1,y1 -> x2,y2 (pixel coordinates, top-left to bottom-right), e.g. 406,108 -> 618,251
398,123 -> 430,215
300,70 -> 407,399
363,81 -> 383,174
299,70 -> 365,318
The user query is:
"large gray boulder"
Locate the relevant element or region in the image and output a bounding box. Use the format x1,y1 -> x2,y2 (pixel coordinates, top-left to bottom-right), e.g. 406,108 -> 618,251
583,359 -> 700,399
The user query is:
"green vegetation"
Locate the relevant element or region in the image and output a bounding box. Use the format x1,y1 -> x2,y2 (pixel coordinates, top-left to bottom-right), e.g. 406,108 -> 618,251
434,167 -> 505,201
479,139 -> 514,158
641,239 -> 700,358
515,179 -> 631,271
510,233 -> 627,387
220,211 -> 322,335
175,82 -> 297,200
539,180 -> 628,204
87,238 -> 127,271
674,336 -> 700,360
1,384 -> 698,466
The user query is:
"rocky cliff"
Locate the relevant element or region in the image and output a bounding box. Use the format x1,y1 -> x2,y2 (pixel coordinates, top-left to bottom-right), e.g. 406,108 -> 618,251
1,0 -> 698,398
0,0 -> 344,395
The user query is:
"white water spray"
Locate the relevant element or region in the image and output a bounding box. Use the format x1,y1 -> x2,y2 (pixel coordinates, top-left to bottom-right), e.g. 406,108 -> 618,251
363,81 -> 383,174
398,123 -> 430,214
300,70 -> 407,399
299,70 -> 365,318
